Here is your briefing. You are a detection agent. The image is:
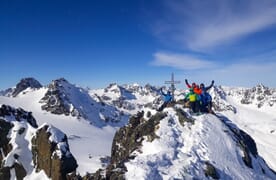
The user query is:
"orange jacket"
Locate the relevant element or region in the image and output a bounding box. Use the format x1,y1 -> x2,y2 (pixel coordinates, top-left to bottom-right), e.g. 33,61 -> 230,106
185,80 -> 202,95
193,86 -> 202,95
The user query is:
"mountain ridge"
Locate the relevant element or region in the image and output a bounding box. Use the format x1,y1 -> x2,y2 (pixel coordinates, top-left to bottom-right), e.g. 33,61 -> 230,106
1,77 -> 276,179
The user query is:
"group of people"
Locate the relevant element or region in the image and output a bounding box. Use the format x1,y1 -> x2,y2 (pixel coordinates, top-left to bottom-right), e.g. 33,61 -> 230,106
159,79 -> 214,114
184,79 -> 214,114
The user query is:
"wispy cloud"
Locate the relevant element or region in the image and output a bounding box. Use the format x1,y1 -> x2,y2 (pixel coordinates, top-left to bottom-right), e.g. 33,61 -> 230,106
151,0 -> 276,51
151,52 -> 215,70
152,50 -> 276,87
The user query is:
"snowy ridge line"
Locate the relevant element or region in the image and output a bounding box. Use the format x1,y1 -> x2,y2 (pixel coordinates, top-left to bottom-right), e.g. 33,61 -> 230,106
39,78 -> 129,128
123,107 -> 276,179
215,113 -> 276,175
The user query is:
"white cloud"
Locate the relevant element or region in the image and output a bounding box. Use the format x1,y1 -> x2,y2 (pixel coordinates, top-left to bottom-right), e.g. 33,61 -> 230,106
151,50 -> 276,87
184,61 -> 276,87
152,0 -> 276,51
151,52 -> 215,70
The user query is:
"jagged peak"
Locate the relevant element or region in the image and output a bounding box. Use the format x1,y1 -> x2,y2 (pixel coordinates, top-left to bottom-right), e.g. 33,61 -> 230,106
49,78 -> 71,87
11,77 -> 42,97
0,104 -> 38,128
89,108 -> 276,179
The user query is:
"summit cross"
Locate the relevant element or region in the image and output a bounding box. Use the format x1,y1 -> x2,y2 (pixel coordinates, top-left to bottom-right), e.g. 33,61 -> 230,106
165,73 -> 181,101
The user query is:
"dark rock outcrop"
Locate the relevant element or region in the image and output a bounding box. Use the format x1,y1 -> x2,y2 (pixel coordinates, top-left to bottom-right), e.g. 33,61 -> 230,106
0,120 -> 13,179
0,105 -> 39,179
204,161 -> 220,179
216,114 -> 276,174
240,84 -> 276,108
0,104 -> 38,128
40,78 -> 125,127
211,86 -> 237,113
32,124 -> 78,180
175,108 -> 195,126
40,78 -> 74,116
0,87 -> 13,97
12,77 -> 42,97
85,111 -> 167,179
0,105 -> 77,180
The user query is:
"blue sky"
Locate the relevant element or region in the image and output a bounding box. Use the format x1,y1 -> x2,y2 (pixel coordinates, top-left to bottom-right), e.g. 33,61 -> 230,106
1,0 -> 276,89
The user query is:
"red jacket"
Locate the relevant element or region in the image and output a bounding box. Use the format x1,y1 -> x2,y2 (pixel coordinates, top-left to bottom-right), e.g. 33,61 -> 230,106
185,80 -> 202,95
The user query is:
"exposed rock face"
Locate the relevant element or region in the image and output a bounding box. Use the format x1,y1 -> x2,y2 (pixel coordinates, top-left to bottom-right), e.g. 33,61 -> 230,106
240,84 -> 276,108
32,124 -> 78,180
91,83 -> 162,113
40,78 -> 75,116
12,77 -> 42,97
216,115 -> 257,168
0,87 -> 13,97
84,111 -> 167,179
216,114 -> 276,176
0,105 -> 77,180
210,86 -> 237,113
0,105 -> 38,179
40,78 -> 127,127
0,119 -> 13,179
0,104 -> 38,128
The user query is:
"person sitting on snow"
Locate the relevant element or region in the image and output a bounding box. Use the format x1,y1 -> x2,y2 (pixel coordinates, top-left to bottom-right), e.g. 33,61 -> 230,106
158,88 -> 173,111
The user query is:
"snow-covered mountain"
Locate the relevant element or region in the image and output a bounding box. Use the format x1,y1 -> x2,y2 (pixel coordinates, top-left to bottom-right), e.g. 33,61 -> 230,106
86,107 -> 276,179
0,104 -> 77,180
1,78 -> 276,179
39,78 -> 128,127
90,83 -> 164,114
0,77 -> 42,97
211,84 -> 276,172
226,84 -> 276,108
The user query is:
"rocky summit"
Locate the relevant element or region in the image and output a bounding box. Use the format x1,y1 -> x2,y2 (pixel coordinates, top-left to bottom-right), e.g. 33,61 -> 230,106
84,105 -> 276,179
1,80 -> 276,179
0,105 -> 77,180
12,77 -> 42,97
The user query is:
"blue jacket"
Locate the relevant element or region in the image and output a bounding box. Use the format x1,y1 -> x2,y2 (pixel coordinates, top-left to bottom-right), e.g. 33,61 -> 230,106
161,90 -> 173,102
200,92 -> 212,105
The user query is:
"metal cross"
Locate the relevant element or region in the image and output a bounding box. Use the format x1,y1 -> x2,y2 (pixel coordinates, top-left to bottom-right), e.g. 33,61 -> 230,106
165,73 -> 181,101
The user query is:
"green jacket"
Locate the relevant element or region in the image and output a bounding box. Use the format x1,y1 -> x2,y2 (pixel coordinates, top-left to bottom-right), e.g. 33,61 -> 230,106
185,92 -> 199,102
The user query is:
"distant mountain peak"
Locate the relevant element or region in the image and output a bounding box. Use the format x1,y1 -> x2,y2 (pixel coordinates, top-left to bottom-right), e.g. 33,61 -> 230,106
0,77 -> 42,97
40,78 -> 128,127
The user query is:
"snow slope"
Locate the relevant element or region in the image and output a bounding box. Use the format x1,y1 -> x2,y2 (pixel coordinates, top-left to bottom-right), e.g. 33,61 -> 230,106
0,105 -> 49,180
0,88 -> 120,176
90,83 -> 161,115
40,78 -> 129,127
125,107 -> 276,179
1,81 -> 276,179
221,95 -> 276,172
